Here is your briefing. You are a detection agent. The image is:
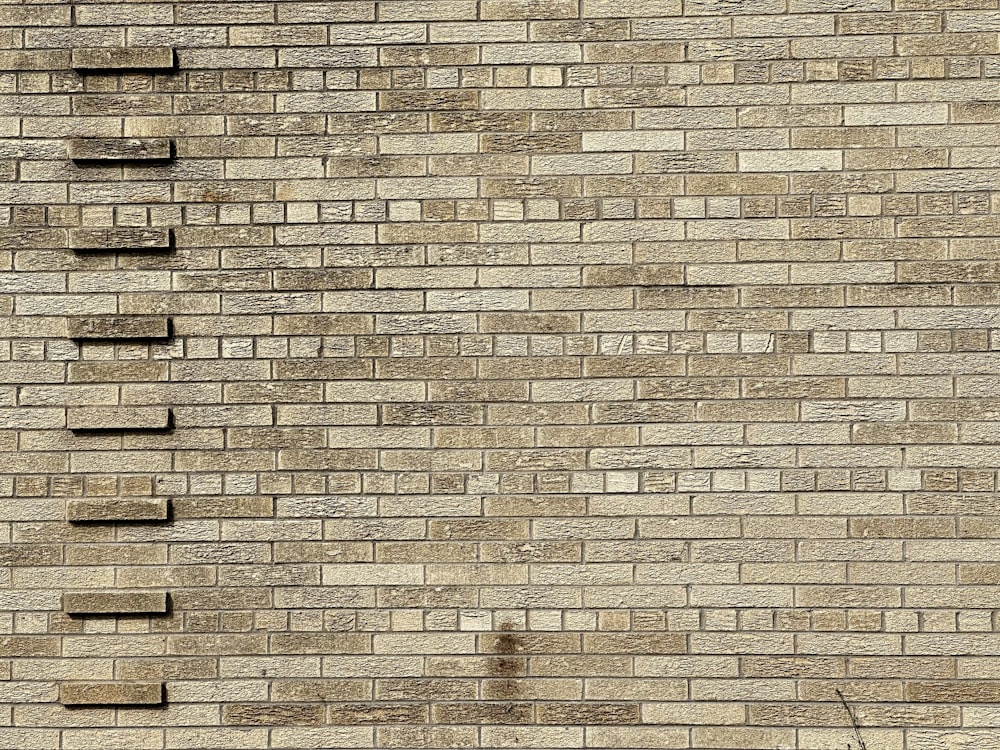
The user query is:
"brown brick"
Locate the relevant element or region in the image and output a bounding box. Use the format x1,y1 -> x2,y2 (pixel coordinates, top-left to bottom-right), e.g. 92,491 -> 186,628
380,91 -> 478,111
328,703 -> 429,724
223,703 -> 325,725
60,682 -> 164,706
432,702 -> 533,724
537,702 -> 640,724
480,633 -> 580,655
382,404 -> 483,426
66,497 -> 169,523
69,227 -> 172,252
274,359 -> 373,380
0,636 -> 61,657
62,591 -> 168,615
906,681 -> 1000,703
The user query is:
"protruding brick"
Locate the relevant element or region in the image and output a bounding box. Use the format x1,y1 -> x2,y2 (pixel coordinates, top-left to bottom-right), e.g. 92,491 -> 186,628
68,316 -> 172,341
66,497 -> 170,523
60,681 -> 165,706
67,407 -> 173,432
67,138 -> 173,162
72,47 -> 176,72
62,591 -> 168,615
70,227 -> 172,252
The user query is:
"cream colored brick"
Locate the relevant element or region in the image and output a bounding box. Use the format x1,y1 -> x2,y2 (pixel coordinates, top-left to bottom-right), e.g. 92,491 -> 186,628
740,149 -> 843,172
582,130 -> 684,152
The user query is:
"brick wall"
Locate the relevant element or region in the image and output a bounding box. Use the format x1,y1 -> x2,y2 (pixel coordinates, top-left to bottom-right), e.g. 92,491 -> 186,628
1,1 -> 998,748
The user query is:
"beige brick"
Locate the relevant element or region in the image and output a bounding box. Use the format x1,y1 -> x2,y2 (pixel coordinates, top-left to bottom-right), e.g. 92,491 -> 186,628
67,407 -> 173,432
844,103 -> 949,126
67,315 -> 171,340
72,47 -> 175,72
739,149 -> 843,172
66,138 -> 173,162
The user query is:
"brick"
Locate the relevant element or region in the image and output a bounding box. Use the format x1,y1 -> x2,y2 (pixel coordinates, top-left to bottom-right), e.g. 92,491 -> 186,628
5,3 -> 1000,744
66,498 -> 169,523
62,591 -> 168,615
69,227 -> 172,252
67,407 -> 173,432
844,103 -> 949,126
483,0 -> 579,18
223,703 -> 324,725
67,316 -> 171,340
66,138 -> 174,162
739,150 -> 843,172
71,47 -> 175,72
59,682 -> 164,706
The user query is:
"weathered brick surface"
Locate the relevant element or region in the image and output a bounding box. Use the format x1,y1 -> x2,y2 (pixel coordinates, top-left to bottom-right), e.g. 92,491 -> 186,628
62,591 -> 168,615
69,227 -> 172,252
67,315 -> 171,341
71,47 -> 175,72
3,1 -> 1000,748
66,138 -> 173,162
66,407 -> 173,431
66,497 -> 170,523
59,681 -> 164,706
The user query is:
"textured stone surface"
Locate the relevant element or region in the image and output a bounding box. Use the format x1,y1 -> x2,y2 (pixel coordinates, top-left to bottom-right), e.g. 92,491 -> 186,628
71,46 -> 175,72
59,682 -> 164,705
67,407 -> 173,431
66,138 -> 173,162
69,227 -> 172,251
62,591 -> 168,615
2,2 -> 1000,747
66,497 -> 169,523
67,316 -> 171,340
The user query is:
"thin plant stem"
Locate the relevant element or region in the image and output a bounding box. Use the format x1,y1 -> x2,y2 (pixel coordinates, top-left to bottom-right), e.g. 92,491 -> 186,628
835,688 -> 868,750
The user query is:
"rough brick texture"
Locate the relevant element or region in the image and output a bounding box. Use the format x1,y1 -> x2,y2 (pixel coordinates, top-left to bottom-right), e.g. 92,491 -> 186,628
2,1 -> 1000,748
68,226 -> 173,251
62,591 -> 169,615
66,406 -> 173,431
66,138 -> 174,162
59,681 -> 165,706
71,46 -> 175,72
66,496 -> 170,523
68,315 -> 172,340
